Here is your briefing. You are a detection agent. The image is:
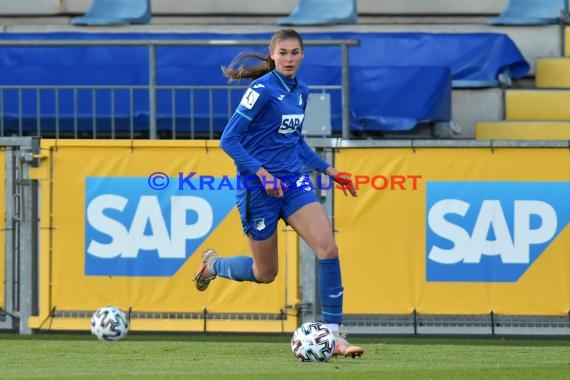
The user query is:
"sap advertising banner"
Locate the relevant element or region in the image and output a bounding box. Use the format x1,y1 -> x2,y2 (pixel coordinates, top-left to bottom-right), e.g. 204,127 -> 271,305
335,147 -> 569,315
30,140 -> 299,332
85,177 -> 235,276
427,182 -> 569,282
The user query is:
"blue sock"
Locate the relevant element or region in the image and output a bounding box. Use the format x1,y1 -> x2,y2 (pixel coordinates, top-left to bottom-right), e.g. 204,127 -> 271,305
213,256 -> 257,282
319,258 -> 343,325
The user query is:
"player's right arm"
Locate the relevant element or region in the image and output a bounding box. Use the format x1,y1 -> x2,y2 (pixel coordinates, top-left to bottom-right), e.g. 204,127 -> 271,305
220,112 -> 262,176
220,84 -> 267,176
220,83 -> 284,197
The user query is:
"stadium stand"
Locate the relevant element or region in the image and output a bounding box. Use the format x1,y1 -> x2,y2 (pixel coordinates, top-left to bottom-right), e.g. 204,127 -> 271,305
488,0 -> 568,25
277,0 -> 357,26
506,90 -> 570,120
349,65 -> 451,134
71,0 -> 151,26
536,28 -> 570,88
476,23 -> 570,141
476,121 -> 570,140
477,89 -> 570,140
0,31 -> 528,138
0,0 -> 564,138
536,58 -> 570,88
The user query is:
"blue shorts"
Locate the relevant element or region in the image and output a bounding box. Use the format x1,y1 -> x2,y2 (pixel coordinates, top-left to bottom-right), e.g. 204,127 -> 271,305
236,174 -> 319,240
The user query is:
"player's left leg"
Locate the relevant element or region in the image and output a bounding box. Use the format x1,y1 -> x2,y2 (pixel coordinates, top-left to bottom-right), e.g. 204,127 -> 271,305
194,187 -> 281,291
193,232 -> 279,291
194,248 -> 221,291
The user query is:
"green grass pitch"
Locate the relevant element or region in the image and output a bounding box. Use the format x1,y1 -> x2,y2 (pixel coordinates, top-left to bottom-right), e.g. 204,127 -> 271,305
0,333 -> 569,379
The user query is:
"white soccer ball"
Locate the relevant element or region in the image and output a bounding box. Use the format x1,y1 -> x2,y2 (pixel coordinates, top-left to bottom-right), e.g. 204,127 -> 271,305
291,322 -> 336,362
90,306 -> 129,341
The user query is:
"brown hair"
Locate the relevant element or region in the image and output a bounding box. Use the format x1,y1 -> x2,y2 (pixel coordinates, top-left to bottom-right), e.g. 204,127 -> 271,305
221,29 -> 304,82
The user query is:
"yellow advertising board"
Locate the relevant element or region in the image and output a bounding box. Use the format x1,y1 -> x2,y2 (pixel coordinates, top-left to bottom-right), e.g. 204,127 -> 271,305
26,141 -> 570,332
29,140 -> 299,332
335,147 -> 570,315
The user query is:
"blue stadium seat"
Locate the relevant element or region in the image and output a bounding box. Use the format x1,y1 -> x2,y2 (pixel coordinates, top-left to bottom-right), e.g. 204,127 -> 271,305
277,0 -> 357,25
71,0 -> 151,26
488,0 -> 568,25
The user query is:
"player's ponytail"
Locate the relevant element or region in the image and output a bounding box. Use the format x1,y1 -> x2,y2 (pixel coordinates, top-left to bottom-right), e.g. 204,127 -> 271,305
221,52 -> 274,82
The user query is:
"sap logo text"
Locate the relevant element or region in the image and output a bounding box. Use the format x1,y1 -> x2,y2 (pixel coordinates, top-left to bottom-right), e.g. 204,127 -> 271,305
85,177 -> 235,276
428,199 -> 556,264
87,195 -> 212,259
426,182 -> 569,282
278,114 -> 304,134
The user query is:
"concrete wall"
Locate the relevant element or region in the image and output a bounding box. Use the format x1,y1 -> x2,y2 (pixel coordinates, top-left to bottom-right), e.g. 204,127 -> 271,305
0,0 -> 62,15
452,88 -> 504,138
62,0 -> 298,15
358,0 -> 507,15
1,0 -> 508,16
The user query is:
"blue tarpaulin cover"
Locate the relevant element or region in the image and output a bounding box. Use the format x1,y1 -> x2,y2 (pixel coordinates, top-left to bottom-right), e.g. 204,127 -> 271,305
0,32 -> 528,134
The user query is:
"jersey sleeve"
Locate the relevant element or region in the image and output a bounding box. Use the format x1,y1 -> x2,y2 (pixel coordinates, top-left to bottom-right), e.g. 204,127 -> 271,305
220,112 -> 263,176
235,82 -> 269,122
298,135 -> 330,174
220,83 -> 269,176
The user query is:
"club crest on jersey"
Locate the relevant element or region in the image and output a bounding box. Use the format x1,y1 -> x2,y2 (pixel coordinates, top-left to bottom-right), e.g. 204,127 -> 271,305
279,114 -> 304,134
299,94 -> 303,106
240,88 -> 260,110
253,218 -> 266,231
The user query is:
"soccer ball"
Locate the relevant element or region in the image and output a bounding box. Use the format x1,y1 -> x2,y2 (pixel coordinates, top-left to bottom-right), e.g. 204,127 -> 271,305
290,322 -> 336,362
90,306 -> 129,341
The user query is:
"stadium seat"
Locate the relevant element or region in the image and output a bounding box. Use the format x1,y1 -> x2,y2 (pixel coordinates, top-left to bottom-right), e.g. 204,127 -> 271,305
488,0 -> 568,25
476,121 -> 570,140
277,0 -> 357,25
71,0 -> 151,26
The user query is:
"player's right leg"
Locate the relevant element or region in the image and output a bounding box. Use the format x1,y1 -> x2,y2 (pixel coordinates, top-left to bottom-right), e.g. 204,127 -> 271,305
332,328 -> 364,358
286,200 -> 364,358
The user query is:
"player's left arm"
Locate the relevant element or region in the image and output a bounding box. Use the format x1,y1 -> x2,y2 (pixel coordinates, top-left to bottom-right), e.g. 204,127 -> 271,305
325,166 -> 357,197
298,88 -> 356,197
298,137 -> 357,197
298,136 -> 329,173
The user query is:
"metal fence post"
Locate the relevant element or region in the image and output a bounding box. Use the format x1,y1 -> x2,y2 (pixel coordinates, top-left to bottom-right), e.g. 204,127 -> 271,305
1,145 -> 16,331
341,44 -> 351,140
0,137 -> 39,334
18,137 -> 39,334
148,44 -> 158,139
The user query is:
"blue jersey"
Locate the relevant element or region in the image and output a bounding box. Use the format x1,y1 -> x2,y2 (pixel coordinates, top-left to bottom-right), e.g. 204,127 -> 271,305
220,70 -> 329,182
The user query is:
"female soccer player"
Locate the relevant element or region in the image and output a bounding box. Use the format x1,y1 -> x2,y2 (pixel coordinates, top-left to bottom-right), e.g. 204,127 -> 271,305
194,29 -> 363,358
